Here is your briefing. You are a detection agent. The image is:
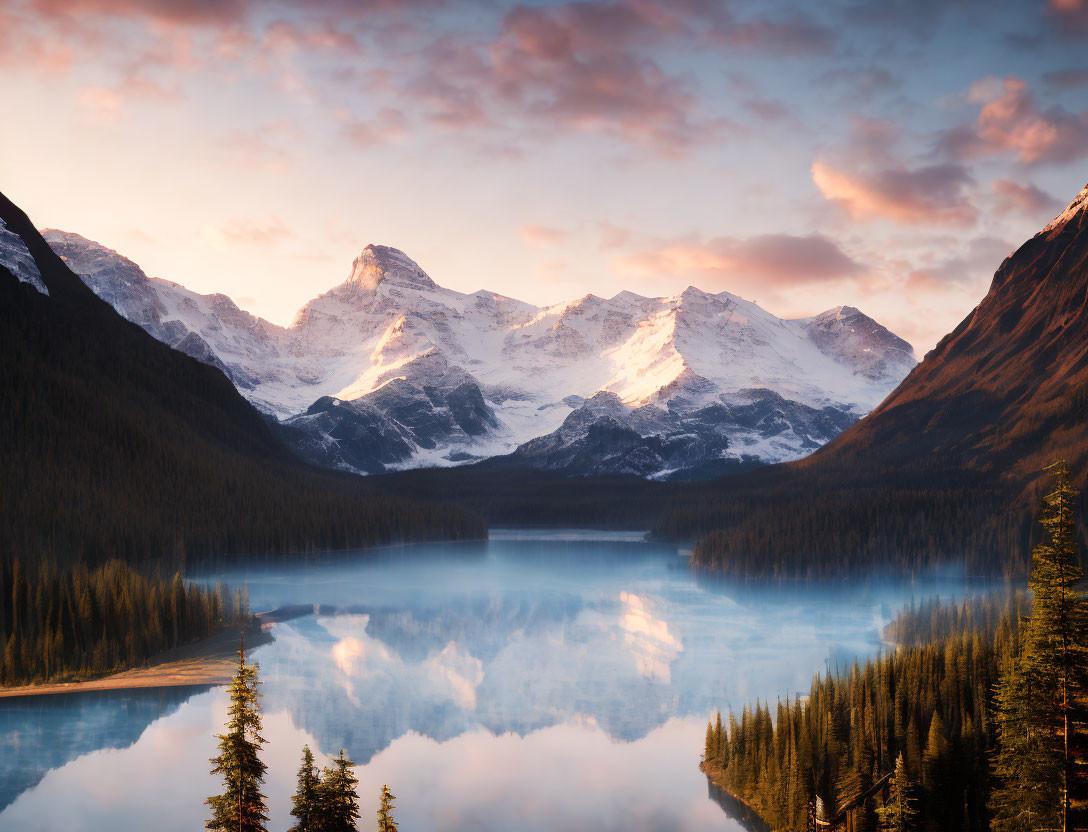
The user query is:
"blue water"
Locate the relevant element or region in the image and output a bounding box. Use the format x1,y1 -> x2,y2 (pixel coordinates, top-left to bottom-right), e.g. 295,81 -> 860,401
0,531 -> 984,832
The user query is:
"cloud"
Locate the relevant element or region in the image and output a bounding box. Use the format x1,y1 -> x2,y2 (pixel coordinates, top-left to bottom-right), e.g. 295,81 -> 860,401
200,216 -> 294,248
839,115 -> 904,165
937,76 -> 1088,164
597,221 -> 630,251
520,224 -> 568,247
905,235 -> 1014,291
396,1 -> 816,150
1046,0 -> 1088,33
708,13 -> 835,54
816,65 -> 900,103
811,161 -> 978,226
30,0 -> 437,26
32,0 -> 252,25
483,4 -> 715,149
741,96 -> 792,122
614,232 -> 865,292
337,107 -> 409,148
79,85 -> 125,121
1042,67 -> 1088,89
222,125 -> 300,172
990,179 -> 1062,217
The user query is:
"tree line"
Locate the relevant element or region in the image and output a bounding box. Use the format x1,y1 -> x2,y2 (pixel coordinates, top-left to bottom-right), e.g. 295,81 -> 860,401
206,639 -> 399,832
0,558 -> 249,686
701,462 -> 1087,831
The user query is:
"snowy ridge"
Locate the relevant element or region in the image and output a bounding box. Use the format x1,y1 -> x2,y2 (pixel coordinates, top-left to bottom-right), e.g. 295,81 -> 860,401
1042,182 -> 1088,235
43,231 -> 917,477
0,218 -> 48,295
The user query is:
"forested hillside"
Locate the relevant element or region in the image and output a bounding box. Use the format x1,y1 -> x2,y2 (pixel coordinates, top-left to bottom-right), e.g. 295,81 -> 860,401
0,189 -> 484,569
702,593 -> 1024,831
702,465 -> 1088,831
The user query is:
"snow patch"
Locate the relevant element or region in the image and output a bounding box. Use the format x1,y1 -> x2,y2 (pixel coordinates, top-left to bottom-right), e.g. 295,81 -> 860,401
0,218 -> 48,295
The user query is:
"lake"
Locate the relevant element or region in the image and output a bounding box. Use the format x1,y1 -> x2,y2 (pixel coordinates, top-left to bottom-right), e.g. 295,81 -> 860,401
0,531 -> 981,831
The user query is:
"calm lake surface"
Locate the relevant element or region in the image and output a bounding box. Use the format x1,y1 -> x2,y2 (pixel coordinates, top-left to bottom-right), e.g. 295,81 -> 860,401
0,531 -> 986,832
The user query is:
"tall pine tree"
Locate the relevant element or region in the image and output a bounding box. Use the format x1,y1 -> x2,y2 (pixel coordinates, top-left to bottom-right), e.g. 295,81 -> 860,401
206,635 -> 268,832
877,753 -> 920,832
991,462 -> 1087,832
288,745 -> 320,832
377,785 -> 398,832
318,750 -> 360,832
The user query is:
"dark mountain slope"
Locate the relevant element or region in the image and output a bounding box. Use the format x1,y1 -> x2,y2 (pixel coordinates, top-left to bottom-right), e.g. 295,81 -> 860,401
669,184 -> 1088,578
0,189 -> 483,566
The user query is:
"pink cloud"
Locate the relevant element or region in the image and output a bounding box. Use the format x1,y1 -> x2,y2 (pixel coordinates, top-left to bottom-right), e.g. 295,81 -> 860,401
221,124 -> 301,172
905,236 -> 1014,292
393,2 -> 746,151
79,85 -> 125,121
597,221 -> 631,251
1042,67 -> 1088,89
990,179 -> 1062,217
200,216 -> 294,248
32,0 -> 251,25
939,77 -> 1088,165
811,161 -> 978,226
520,224 -> 569,247
1047,0 -> 1088,31
337,107 -> 409,148
614,232 -> 865,291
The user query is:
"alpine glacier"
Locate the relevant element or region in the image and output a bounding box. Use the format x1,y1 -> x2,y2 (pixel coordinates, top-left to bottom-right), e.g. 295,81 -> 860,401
43,231 -> 916,478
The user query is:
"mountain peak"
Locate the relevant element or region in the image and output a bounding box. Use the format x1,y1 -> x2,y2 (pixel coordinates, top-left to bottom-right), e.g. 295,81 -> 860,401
1042,182 -> 1088,235
345,244 -> 437,293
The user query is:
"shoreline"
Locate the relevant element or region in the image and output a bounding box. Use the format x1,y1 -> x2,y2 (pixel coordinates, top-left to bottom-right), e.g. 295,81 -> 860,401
0,618 -> 274,699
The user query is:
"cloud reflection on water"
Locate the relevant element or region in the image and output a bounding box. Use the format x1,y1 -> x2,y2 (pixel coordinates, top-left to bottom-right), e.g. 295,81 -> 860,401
0,534 -> 994,832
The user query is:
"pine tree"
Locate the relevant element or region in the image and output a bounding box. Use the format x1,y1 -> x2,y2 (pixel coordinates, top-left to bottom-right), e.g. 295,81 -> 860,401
318,750 -> 360,832
878,753 -> 920,832
991,462 -> 1087,832
288,745 -> 320,832
377,785 -> 398,832
715,710 -> 725,764
206,635 -> 268,832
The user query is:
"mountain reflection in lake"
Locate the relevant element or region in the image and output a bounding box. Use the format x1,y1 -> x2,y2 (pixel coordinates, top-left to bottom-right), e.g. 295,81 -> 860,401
0,532 -> 986,832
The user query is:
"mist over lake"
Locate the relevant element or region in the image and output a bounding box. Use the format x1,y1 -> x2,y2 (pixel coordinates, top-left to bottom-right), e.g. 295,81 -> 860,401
0,532 -> 992,832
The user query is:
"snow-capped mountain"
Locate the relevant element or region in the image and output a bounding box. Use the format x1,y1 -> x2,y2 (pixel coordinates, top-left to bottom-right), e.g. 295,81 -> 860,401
43,231 -> 916,478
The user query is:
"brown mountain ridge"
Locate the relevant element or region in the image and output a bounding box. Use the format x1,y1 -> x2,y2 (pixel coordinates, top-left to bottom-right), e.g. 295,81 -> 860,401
678,183 -> 1088,578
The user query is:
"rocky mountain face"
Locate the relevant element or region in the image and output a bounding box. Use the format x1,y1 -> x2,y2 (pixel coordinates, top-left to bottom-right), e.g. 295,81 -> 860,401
44,232 -> 916,479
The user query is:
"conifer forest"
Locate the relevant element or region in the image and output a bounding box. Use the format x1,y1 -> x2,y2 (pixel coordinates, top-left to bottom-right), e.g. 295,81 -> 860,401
701,463 -> 1088,832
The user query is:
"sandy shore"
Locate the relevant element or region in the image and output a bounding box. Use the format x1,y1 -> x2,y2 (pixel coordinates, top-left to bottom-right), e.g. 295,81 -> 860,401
0,618 -> 275,699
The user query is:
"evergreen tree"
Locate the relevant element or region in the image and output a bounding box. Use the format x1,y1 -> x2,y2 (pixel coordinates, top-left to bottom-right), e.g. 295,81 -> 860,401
288,745 -> 320,832
877,754 -> 921,832
921,712 -> 952,832
377,785 -> 398,832
991,649 -> 1054,832
991,462 -> 1087,832
206,636 -> 268,832
318,750 -> 360,832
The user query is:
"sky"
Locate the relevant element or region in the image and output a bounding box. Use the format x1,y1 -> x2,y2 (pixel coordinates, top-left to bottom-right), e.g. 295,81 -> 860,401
2,0 -> 1087,353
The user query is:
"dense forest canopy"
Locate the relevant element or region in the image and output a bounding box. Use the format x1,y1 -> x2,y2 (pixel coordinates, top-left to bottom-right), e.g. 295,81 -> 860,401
0,559 -> 249,686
